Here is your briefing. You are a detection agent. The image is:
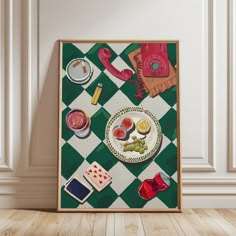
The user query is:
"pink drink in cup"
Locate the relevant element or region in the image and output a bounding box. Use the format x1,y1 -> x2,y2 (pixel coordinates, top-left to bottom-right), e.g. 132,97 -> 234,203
66,109 -> 90,138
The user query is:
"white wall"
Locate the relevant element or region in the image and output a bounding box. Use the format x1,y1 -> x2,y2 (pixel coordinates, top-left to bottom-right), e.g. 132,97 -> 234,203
0,0 -> 235,208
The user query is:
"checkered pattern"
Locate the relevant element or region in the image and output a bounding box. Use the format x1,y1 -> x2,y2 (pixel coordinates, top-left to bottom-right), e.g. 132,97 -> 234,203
60,42 -> 178,209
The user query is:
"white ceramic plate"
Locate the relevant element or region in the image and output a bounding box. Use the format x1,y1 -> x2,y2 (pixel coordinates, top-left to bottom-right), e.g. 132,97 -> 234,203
105,107 -> 162,163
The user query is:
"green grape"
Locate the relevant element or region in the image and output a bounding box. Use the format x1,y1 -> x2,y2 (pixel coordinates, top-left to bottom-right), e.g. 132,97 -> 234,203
132,136 -> 137,140
123,142 -> 129,147
129,145 -> 135,151
123,147 -> 127,152
136,139 -> 141,144
135,146 -> 140,152
139,148 -> 145,154
140,140 -> 145,145
144,144 -> 148,150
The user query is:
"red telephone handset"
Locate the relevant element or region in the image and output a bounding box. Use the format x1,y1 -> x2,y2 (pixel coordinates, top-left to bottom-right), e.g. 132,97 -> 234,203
98,48 -> 133,81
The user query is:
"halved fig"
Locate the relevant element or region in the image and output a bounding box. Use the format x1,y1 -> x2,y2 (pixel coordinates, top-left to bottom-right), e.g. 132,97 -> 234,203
113,126 -> 127,140
121,117 -> 134,131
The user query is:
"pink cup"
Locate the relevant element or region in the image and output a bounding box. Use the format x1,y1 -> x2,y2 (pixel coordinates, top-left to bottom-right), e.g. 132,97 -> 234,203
66,109 -> 91,138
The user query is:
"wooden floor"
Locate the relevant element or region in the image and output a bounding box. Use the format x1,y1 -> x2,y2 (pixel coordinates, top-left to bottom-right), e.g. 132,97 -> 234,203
0,209 -> 236,235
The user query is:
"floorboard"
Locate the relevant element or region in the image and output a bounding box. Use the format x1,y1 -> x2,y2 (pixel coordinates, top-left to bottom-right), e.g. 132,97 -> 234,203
0,209 -> 236,236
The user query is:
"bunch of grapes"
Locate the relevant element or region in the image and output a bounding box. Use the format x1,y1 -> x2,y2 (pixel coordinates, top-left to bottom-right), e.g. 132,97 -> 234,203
122,136 -> 148,154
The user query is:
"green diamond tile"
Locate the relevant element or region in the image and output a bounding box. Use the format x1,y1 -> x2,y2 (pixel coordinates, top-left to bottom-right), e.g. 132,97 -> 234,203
86,142 -> 118,170
120,74 -> 148,106
120,179 -> 147,208
87,185 -> 118,208
119,43 -> 140,69
62,107 -> 74,141
86,72 -> 119,105
63,43 -> 84,70
61,186 -> 80,209
91,108 -> 111,140
155,143 -> 177,176
61,143 -> 84,179
157,178 -> 178,208
85,43 -> 118,71
159,108 -> 177,141
160,85 -> 177,107
123,160 -> 153,177
62,76 -> 84,106
167,43 -> 177,66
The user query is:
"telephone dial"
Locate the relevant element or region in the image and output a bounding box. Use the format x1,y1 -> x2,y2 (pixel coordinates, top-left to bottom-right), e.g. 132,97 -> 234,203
141,43 -> 169,77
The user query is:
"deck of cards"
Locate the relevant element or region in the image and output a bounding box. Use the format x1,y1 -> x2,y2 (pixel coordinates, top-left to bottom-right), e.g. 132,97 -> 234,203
83,161 -> 112,191
64,176 -> 93,203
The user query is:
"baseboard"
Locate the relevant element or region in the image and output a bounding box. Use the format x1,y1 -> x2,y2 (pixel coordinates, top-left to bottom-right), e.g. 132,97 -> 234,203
0,177 -> 236,209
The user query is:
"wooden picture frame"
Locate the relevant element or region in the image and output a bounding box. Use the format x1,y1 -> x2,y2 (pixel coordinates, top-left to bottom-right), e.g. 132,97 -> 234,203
57,40 -> 181,212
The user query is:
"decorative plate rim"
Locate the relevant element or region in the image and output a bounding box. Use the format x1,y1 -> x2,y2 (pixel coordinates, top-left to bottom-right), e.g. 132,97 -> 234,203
105,106 -> 162,164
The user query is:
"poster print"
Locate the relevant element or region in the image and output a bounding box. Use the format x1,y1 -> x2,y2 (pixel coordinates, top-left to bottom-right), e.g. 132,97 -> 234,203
58,40 -> 181,212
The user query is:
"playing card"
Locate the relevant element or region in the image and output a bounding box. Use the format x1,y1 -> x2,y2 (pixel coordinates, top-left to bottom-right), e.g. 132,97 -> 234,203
83,161 -> 112,191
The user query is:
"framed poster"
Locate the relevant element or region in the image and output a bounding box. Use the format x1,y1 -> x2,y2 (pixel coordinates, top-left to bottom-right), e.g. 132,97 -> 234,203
57,40 -> 181,212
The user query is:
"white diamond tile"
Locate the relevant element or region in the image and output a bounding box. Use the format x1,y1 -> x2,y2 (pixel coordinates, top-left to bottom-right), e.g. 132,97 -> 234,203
172,138 -> 177,146
72,160 -> 91,179
109,197 -> 129,209
109,162 -> 136,195
81,57 -> 102,89
144,197 -> 167,208
158,135 -> 171,155
78,201 -> 93,209
103,90 -> 134,116
61,69 -> 66,78
69,90 -> 101,117
140,95 -> 170,120
171,172 -> 178,183
68,133 -> 101,158
103,56 -> 134,88
107,43 -> 129,55
103,70 -> 125,88
172,104 -> 177,110
138,161 -> 169,182
61,139 -> 66,148
74,43 -> 96,54
61,176 -> 67,186
61,102 -> 67,111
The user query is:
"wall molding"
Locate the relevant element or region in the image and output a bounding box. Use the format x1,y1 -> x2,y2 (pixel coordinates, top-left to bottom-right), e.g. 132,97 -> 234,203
0,177 -> 235,208
1,177 -> 235,194
183,178 -> 236,195
22,0 -> 38,170
22,0 -> 56,175
0,177 -> 57,208
228,0 -> 236,172
0,0 -> 14,171
182,0 -> 215,172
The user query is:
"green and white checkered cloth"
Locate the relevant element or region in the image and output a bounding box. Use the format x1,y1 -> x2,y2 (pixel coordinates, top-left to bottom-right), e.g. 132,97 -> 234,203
60,42 -> 179,209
